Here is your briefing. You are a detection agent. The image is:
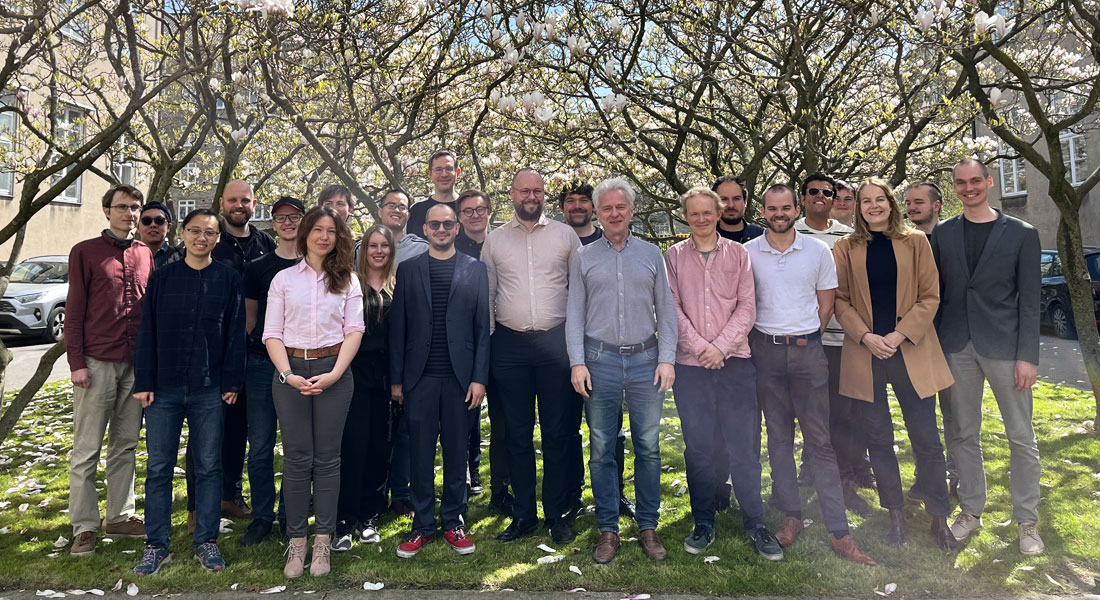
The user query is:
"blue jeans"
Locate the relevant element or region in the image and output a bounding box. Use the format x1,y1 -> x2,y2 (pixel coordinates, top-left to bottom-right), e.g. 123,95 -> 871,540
144,385 -> 224,548
244,353 -> 279,522
584,343 -> 663,533
673,360 -> 764,530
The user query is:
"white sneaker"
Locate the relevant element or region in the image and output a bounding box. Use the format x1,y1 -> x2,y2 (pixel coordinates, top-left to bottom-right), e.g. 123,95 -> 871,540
359,519 -> 381,544
1019,523 -> 1044,556
331,532 -> 353,552
949,513 -> 982,541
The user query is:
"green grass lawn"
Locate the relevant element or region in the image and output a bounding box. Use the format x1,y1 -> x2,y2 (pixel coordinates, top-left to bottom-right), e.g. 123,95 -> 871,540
0,379 -> 1097,596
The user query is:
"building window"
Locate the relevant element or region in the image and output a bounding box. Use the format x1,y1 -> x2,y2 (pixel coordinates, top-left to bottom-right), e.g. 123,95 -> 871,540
176,199 -> 196,219
178,160 -> 200,187
58,0 -> 90,42
0,95 -> 15,197
1061,133 -> 1088,186
51,104 -> 85,204
112,135 -> 135,185
998,141 -> 1026,196
250,203 -> 271,222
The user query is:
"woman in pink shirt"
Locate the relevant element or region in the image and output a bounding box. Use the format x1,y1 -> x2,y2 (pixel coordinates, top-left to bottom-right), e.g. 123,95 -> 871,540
263,206 -> 365,578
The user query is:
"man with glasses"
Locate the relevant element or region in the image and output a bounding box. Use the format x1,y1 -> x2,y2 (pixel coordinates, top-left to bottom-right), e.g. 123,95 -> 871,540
138,202 -> 183,268
455,189 -> 492,260
239,196 -> 305,544
65,184 -> 154,556
407,150 -> 461,241
482,168 -> 584,544
791,173 -> 870,518
390,204 -> 490,558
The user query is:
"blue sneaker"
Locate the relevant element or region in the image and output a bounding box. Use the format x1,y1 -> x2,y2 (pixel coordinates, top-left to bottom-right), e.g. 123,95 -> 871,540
133,544 -> 171,576
194,540 -> 225,571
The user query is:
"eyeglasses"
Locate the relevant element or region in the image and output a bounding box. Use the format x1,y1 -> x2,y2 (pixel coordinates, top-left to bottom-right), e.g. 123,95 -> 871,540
140,216 -> 167,226
431,166 -> 457,174
381,202 -> 409,213
513,188 -> 544,197
184,227 -> 219,238
460,206 -> 489,217
806,188 -> 835,198
110,204 -> 142,213
426,220 -> 458,231
272,214 -> 303,223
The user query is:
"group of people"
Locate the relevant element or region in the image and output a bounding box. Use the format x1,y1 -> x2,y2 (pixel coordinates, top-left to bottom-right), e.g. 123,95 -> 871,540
64,149 -> 1044,577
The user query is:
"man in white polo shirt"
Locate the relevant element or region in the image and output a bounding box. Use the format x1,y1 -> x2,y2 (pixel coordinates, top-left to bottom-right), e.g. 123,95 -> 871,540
744,184 -> 875,567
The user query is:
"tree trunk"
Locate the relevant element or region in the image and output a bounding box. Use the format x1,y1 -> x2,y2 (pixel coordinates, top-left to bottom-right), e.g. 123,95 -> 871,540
1056,215 -> 1100,420
0,341 -> 66,445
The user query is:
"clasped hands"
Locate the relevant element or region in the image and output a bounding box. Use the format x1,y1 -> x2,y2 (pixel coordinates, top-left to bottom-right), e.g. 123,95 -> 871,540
861,331 -> 907,360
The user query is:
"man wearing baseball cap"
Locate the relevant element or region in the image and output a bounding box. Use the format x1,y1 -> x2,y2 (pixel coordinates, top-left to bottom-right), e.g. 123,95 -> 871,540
139,202 -> 184,268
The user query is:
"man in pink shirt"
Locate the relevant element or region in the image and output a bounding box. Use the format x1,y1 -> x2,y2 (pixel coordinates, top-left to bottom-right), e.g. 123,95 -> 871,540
664,187 -> 783,561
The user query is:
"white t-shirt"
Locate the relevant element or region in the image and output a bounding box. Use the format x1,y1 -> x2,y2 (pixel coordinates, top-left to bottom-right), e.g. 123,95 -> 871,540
795,218 -> 853,346
745,232 -> 838,336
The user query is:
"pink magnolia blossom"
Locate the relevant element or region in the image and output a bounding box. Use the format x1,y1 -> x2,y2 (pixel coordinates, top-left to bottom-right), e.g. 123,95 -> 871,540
916,11 -> 934,33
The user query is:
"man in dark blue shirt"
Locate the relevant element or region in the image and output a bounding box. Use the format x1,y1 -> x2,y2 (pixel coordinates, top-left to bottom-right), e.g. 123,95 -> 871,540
714,175 -> 765,244
133,208 -> 246,576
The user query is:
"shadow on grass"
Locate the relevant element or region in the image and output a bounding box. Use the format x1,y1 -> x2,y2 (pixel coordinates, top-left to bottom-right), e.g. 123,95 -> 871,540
0,380 -> 1096,595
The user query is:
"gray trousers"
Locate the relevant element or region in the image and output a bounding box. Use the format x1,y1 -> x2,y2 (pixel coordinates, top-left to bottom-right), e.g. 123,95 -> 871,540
272,354 -> 354,537
69,357 -> 143,535
946,342 -> 1041,524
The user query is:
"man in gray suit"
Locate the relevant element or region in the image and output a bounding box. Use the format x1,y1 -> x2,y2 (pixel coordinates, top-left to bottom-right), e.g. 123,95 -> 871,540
929,158 -> 1043,556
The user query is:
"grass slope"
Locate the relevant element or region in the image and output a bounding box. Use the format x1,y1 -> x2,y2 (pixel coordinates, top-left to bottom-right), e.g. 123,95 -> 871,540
0,380 -> 1096,596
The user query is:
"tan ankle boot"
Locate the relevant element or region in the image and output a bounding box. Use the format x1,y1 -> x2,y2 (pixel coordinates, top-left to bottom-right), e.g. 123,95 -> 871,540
284,537 -> 307,578
310,534 -> 331,576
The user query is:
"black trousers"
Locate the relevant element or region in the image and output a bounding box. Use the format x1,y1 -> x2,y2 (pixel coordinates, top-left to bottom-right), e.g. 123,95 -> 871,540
407,374 -> 472,534
337,383 -> 395,525
186,385 -> 247,510
825,345 -> 870,480
485,374 -> 510,494
491,324 -> 583,523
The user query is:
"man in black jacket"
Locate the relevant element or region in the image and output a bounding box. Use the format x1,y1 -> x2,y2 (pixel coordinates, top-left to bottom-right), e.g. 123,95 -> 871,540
389,203 -> 490,559
930,158 -> 1043,556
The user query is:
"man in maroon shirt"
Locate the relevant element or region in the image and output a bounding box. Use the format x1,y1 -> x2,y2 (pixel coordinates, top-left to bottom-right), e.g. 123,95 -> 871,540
65,184 -> 154,556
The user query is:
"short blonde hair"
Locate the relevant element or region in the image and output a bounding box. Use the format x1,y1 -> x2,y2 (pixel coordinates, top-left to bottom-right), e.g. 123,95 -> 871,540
678,186 -> 722,213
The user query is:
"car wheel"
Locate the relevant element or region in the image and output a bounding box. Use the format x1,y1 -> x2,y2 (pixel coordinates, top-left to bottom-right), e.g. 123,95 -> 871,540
1049,304 -> 1077,340
44,306 -> 65,343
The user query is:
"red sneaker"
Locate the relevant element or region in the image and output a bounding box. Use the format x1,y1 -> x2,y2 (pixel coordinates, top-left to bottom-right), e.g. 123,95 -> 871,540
396,531 -> 433,558
443,527 -> 476,555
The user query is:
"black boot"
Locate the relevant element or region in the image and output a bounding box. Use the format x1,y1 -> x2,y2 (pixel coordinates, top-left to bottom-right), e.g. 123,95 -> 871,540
884,508 -> 907,547
931,515 -> 958,552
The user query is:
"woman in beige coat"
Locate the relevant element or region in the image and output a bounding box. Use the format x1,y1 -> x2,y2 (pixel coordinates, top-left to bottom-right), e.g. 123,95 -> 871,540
833,178 -> 956,552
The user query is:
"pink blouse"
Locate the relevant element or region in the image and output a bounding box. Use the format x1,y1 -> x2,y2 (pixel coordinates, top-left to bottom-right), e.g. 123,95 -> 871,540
262,260 -> 365,349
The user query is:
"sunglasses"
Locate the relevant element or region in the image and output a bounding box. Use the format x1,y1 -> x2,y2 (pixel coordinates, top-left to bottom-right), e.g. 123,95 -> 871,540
140,216 -> 167,226
427,220 -> 458,231
806,188 -> 835,198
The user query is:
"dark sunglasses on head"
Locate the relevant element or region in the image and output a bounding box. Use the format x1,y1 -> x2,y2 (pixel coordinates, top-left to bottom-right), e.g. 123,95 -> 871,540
427,220 -> 458,231
141,216 -> 167,226
806,188 -> 835,198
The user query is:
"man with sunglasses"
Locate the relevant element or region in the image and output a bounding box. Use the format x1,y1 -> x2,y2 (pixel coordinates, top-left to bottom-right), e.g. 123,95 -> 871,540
791,173 -> 869,516
65,184 -> 154,557
407,150 -> 462,241
390,204 -> 490,558
238,196 -> 305,544
139,202 -> 183,268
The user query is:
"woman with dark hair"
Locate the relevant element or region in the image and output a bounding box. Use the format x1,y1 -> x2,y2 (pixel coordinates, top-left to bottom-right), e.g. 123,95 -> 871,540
832,178 -> 956,551
263,206 -> 365,577
333,224 -> 398,551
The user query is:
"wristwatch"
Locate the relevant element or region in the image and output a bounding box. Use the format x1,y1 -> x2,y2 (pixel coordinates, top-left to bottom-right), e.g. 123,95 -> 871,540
279,369 -> 294,384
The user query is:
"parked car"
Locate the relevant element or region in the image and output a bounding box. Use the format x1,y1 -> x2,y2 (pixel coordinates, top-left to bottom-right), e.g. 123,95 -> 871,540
1040,247 -> 1100,339
0,255 -> 69,342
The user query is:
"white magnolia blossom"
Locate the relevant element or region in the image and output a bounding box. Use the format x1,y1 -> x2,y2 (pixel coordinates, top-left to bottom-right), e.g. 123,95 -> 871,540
489,88 -> 501,105
230,128 -> 248,143
988,87 -> 1003,105
607,15 -> 623,35
516,10 -> 526,30
600,93 -> 628,112
916,11 -> 933,32
603,59 -> 619,78
933,0 -> 945,10
496,95 -> 518,112
869,7 -> 881,27
544,20 -> 556,40
975,11 -> 1007,37
532,22 -> 545,40
521,91 -> 545,111
503,46 -> 521,67
567,35 -> 590,58
233,0 -> 293,16
533,105 -> 556,124
481,2 -> 493,19
231,71 -> 246,83
490,28 -> 504,46
233,93 -> 248,105
208,78 -> 221,91
939,4 -> 951,18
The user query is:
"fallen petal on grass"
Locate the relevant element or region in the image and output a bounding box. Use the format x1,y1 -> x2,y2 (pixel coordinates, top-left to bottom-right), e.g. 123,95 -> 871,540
126,583 -> 138,596
537,544 -> 557,553
536,555 -> 564,564
362,582 -> 384,591
703,556 -> 719,563
259,586 -> 286,594
569,565 -> 582,575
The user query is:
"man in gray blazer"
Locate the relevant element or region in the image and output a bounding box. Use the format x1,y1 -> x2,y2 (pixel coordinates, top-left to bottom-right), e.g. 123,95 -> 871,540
929,158 -> 1043,556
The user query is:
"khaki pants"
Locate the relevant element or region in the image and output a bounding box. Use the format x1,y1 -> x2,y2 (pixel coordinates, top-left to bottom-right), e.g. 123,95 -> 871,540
69,357 -> 143,535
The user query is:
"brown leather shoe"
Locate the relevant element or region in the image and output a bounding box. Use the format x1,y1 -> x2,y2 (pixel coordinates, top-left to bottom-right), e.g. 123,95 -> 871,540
638,529 -> 667,560
221,498 -> 252,519
593,531 -> 620,564
775,516 -> 804,547
70,530 -> 96,556
830,535 -> 877,566
104,516 -> 147,539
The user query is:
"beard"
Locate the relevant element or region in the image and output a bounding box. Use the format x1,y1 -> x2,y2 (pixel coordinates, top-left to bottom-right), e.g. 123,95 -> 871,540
224,210 -> 251,227
766,218 -> 794,234
566,211 -> 591,227
516,201 -> 543,222
720,215 -> 743,226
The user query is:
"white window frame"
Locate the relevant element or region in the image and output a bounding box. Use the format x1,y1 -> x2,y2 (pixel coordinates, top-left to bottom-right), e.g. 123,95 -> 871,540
178,160 -> 200,187
1061,132 -> 1088,186
112,134 -> 135,185
58,0 -> 90,42
998,141 -> 1026,197
250,203 -> 271,222
176,199 -> 196,219
0,95 -> 15,197
50,104 -> 86,204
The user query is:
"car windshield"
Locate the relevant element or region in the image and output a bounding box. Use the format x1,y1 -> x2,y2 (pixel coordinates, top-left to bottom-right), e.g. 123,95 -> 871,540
1089,255 -> 1100,280
10,260 -> 68,284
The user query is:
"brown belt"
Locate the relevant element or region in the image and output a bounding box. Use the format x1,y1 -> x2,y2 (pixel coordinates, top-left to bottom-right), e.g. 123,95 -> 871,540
286,342 -> 342,360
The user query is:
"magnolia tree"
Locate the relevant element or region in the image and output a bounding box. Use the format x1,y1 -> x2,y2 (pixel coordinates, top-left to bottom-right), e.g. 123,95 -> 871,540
0,0 -> 211,443
928,0 -> 1100,408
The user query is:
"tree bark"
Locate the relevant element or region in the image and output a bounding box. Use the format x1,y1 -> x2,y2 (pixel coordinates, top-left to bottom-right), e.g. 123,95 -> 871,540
1056,214 -> 1100,419
0,341 -> 66,445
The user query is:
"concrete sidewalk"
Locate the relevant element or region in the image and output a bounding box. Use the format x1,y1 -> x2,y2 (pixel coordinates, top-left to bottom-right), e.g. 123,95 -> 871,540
3,591 -> 1098,600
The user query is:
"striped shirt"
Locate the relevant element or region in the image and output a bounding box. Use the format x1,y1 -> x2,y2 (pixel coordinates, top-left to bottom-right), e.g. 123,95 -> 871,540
795,218 -> 852,346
